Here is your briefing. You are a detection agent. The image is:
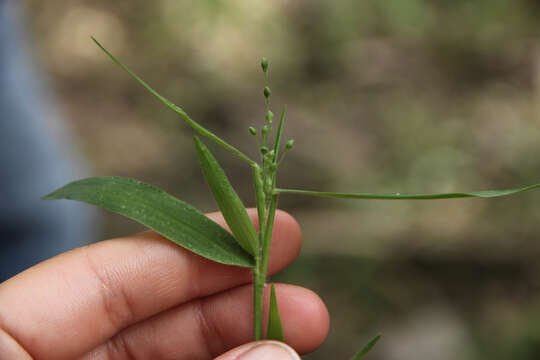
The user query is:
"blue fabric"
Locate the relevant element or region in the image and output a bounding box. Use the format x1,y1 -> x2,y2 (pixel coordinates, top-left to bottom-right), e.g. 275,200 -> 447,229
0,3 -> 98,281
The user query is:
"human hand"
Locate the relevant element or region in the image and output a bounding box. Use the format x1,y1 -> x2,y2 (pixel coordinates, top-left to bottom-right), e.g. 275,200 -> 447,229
0,210 -> 329,359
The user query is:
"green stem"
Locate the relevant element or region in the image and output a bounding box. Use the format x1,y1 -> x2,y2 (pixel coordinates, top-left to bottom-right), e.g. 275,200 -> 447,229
252,172 -> 279,340
253,251 -> 263,340
253,165 -> 266,232
260,194 -> 279,284
252,165 -> 266,340
252,59 -> 281,341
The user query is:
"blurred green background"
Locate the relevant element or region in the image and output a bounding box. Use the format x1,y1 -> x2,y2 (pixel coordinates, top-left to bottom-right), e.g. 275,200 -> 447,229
23,0 -> 540,358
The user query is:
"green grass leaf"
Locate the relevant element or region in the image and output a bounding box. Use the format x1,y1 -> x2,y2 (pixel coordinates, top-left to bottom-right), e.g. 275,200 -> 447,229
273,107 -> 286,158
266,283 -> 285,342
350,333 -> 381,360
194,137 -> 258,256
276,183 -> 540,200
91,37 -> 255,166
42,176 -> 254,267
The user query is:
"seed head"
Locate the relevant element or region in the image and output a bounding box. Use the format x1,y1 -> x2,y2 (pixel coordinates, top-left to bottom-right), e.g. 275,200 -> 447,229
263,86 -> 271,99
261,57 -> 269,73
286,139 -> 294,150
262,125 -> 269,137
265,110 -> 274,124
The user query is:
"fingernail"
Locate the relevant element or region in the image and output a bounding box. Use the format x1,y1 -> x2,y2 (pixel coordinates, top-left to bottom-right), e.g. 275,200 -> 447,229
238,341 -> 300,360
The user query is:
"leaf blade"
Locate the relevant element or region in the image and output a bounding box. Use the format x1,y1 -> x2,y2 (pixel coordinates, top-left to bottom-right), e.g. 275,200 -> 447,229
42,176 -> 254,267
266,283 -> 285,342
351,333 -> 381,360
276,183 -> 540,200
273,107 -> 286,159
194,137 -> 258,256
91,37 -> 255,166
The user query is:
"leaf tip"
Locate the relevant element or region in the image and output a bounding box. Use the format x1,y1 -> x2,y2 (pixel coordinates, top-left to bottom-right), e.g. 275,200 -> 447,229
41,189 -> 61,200
266,283 -> 285,342
90,36 -> 100,46
351,333 -> 382,360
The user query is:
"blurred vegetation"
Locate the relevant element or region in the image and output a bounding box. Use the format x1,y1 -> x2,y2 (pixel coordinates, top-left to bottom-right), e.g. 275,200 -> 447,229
23,0 -> 540,358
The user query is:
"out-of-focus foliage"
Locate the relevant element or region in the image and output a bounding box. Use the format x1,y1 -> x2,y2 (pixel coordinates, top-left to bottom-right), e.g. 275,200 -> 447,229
23,0 -> 540,359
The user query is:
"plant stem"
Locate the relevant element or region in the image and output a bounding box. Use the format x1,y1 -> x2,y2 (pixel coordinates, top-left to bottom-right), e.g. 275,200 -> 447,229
260,194 -> 278,285
253,165 -> 266,233
252,58 -> 282,341
252,164 -> 280,340
252,175 -> 280,341
253,249 -> 263,340
252,165 -> 266,340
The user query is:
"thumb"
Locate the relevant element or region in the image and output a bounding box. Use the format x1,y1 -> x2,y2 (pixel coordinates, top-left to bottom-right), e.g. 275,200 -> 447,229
214,340 -> 301,360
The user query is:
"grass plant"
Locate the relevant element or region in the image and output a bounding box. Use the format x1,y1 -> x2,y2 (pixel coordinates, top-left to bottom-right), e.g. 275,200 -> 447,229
42,38 -> 540,359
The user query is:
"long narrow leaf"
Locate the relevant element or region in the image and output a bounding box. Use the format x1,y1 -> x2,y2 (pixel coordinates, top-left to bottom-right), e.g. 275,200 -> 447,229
351,334 -> 382,360
266,283 -> 285,342
276,183 -> 540,200
194,137 -> 258,256
273,107 -> 286,158
42,176 -> 254,267
91,37 -> 255,166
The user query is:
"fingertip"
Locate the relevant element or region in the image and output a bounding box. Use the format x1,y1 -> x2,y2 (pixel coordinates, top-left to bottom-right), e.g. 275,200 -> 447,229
273,210 -> 302,248
267,210 -> 302,274
215,340 -> 300,360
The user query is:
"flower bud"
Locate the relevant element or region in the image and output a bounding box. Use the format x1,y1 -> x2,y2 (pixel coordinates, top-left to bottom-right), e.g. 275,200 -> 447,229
263,86 -> 271,98
260,146 -> 269,155
262,125 -> 269,137
286,139 -> 294,150
249,127 -> 257,136
265,110 -> 274,123
261,57 -> 269,72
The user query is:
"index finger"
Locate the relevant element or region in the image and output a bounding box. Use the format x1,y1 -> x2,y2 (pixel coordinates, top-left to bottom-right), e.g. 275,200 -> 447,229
0,209 -> 302,360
